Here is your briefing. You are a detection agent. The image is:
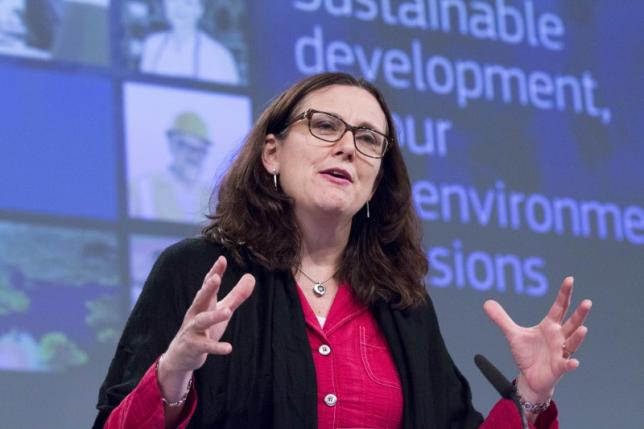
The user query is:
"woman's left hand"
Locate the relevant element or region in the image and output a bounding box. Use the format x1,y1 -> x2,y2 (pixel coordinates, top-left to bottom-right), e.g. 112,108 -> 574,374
483,276 -> 592,400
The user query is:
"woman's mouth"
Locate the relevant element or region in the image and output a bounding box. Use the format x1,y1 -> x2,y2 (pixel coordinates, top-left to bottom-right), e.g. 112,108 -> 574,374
320,168 -> 352,184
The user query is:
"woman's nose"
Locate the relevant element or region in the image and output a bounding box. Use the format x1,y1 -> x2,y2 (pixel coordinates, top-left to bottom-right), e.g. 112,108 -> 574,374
333,129 -> 356,158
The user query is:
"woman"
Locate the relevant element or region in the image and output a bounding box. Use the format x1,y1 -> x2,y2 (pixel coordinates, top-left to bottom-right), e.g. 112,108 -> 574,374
93,73 -> 591,428
139,0 -> 240,84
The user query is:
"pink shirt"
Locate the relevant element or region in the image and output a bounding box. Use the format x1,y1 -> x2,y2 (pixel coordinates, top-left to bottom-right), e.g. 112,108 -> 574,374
295,285 -> 558,429
296,284 -> 404,428
103,285 -> 558,429
102,357 -> 197,429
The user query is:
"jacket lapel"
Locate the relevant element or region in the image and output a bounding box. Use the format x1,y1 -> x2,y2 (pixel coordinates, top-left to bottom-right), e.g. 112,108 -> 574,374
269,269 -> 318,428
372,300 -> 440,429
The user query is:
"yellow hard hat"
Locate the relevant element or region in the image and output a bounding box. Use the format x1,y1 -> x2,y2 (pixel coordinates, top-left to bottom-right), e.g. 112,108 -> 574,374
168,112 -> 210,142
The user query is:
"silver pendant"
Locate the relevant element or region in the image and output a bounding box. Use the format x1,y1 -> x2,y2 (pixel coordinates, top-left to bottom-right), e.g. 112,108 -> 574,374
313,282 -> 326,297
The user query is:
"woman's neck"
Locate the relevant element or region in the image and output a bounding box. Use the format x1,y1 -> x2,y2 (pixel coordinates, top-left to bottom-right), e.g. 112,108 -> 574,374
170,26 -> 197,47
296,209 -> 351,276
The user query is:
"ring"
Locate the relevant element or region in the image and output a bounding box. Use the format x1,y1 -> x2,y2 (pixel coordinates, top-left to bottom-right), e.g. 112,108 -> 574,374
562,342 -> 575,359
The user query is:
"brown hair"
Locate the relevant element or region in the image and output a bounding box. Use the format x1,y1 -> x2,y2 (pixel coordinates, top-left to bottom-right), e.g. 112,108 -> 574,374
203,72 -> 428,308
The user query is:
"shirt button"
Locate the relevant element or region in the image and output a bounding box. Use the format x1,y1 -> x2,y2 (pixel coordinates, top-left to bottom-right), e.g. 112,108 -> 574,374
324,393 -> 337,407
318,344 -> 331,356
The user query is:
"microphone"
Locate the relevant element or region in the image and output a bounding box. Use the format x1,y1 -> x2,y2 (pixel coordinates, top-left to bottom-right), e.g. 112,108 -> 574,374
474,354 -> 528,429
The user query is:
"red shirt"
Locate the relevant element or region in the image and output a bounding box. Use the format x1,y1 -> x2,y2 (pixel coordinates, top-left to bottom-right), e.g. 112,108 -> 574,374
102,358 -> 197,429
295,285 -> 558,429
296,283 -> 404,429
103,285 -> 558,429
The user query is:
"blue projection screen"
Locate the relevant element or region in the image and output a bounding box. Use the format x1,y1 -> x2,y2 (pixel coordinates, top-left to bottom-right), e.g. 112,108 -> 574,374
0,1 -> 642,427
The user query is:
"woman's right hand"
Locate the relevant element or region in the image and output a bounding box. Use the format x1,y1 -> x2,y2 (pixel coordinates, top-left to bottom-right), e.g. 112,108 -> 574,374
158,256 -> 255,401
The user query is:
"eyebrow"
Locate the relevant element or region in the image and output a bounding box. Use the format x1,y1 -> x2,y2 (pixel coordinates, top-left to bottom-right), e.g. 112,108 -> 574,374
322,110 -> 387,135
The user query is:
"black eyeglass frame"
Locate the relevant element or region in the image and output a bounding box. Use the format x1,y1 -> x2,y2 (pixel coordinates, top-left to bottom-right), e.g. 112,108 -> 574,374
283,109 -> 391,159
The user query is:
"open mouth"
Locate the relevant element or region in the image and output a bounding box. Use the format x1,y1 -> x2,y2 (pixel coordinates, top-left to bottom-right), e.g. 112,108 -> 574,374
321,168 -> 352,182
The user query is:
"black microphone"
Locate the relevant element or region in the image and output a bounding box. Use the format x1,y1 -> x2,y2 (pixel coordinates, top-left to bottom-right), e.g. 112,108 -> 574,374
474,354 -> 528,429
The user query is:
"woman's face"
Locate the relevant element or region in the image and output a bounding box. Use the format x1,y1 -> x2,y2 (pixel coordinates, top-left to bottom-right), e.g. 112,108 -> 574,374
264,85 -> 386,223
164,0 -> 203,31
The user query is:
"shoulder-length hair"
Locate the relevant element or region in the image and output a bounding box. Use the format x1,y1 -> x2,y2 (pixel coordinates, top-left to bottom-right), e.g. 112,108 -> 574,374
203,72 -> 428,308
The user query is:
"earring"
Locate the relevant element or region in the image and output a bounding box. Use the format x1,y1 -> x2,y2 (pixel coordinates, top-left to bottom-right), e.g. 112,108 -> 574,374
273,169 -> 278,189
366,201 -> 370,218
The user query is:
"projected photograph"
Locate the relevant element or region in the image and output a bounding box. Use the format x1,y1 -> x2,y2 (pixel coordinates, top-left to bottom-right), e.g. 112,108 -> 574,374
0,0 -> 110,65
0,64 -> 117,220
0,221 -> 120,373
122,0 -> 248,85
124,82 -> 251,224
129,234 -> 181,305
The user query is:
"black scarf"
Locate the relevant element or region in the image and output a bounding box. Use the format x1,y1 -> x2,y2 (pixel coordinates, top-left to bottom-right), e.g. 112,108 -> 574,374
93,238 -> 483,428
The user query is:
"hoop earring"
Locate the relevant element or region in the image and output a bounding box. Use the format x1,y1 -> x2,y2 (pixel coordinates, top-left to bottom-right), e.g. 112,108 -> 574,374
272,169 -> 278,189
366,201 -> 370,219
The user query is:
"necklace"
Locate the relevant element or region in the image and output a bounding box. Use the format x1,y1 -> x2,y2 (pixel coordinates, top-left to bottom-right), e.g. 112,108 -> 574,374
298,267 -> 338,297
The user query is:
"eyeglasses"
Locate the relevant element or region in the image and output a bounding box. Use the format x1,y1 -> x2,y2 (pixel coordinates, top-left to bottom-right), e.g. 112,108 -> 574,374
284,109 -> 390,159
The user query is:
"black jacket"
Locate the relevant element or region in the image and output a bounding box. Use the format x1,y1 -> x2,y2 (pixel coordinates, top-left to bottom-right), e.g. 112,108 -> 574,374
93,238 -> 483,428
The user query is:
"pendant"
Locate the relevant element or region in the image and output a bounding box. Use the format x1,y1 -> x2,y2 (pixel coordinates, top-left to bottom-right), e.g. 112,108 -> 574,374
312,282 -> 326,297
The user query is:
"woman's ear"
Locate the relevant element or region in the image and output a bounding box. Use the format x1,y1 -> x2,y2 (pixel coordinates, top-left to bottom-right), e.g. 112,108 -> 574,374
261,134 -> 280,174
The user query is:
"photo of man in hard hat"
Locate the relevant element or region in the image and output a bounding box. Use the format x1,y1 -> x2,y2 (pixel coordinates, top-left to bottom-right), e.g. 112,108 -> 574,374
124,82 -> 252,224
129,111 -> 213,223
